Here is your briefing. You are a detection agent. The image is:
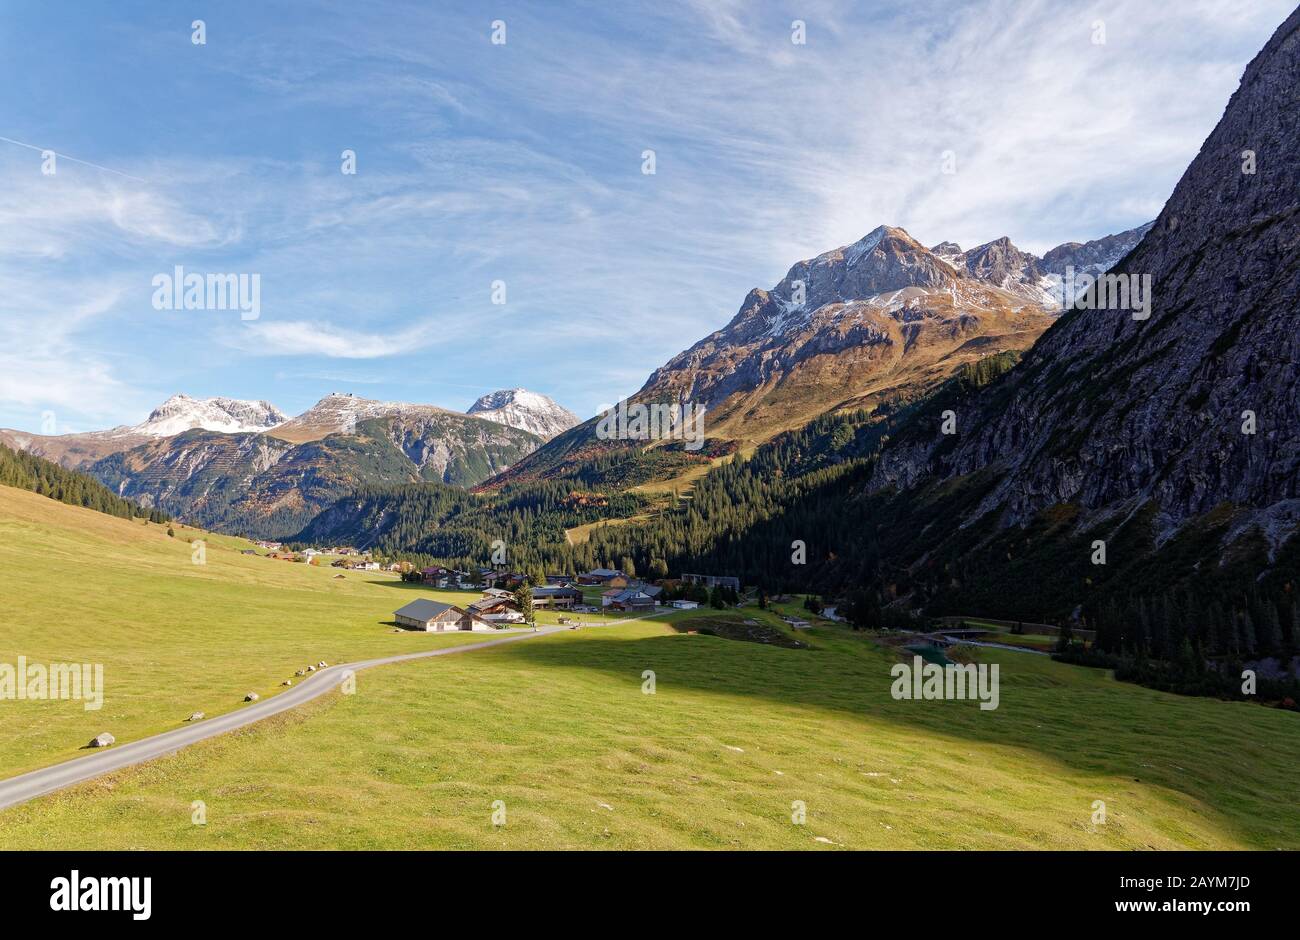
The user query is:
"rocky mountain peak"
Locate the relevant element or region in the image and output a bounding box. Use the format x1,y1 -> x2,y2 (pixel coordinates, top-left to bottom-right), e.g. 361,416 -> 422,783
764,224 -> 964,327
959,236 -> 1047,302
136,394 -> 287,437
467,388 -> 580,440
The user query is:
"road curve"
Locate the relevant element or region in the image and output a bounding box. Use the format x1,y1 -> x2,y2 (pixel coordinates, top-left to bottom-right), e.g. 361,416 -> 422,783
0,626 -> 565,812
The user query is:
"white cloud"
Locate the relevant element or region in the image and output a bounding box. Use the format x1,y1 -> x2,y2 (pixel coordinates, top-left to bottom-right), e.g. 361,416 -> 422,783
0,278 -> 142,429
0,159 -> 237,259
234,309 -> 505,359
0,0 -> 1293,426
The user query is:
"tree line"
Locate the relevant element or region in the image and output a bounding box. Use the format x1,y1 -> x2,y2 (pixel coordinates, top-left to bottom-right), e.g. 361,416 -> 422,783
0,443 -> 169,523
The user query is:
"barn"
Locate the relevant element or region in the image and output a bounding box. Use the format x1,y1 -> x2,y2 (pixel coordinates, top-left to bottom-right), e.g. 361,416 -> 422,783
393,599 -> 493,632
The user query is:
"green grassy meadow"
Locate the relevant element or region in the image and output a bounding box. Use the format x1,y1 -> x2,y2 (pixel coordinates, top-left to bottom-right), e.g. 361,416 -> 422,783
0,485 -> 508,776
2,484 -> 1298,849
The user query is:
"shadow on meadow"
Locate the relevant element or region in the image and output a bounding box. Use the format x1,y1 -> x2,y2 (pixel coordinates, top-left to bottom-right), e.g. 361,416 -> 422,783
489,626 -> 1300,848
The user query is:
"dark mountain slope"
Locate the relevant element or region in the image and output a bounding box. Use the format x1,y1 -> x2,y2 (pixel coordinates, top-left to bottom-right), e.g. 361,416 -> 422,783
872,6 -> 1300,542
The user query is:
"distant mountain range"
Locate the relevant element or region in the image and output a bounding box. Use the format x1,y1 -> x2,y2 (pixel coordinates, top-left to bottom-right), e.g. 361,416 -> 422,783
0,388 -> 578,536
265,390 -> 577,445
487,221 -> 1150,486
0,394 -> 289,469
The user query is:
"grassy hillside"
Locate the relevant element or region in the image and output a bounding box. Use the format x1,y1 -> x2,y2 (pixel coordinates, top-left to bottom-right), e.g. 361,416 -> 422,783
0,441 -> 166,523
1,590 -> 1296,848
0,485 -> 497,776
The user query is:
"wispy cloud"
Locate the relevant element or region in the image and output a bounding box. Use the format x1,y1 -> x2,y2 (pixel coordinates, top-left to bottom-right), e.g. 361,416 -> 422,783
0,0 -> 1292,430
235,318 -> 457,359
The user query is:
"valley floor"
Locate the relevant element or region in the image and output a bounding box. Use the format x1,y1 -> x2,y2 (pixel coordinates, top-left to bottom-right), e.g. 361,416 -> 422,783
1,485 -> 1297,849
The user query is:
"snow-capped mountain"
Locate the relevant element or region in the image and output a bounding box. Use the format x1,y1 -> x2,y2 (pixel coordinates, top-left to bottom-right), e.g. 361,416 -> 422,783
268,392 -> 470,443
0,394 -> 286,467
492,219 -> 1155,484
931,223 -> 1154,308
262,390 -> 581,444
93,402 -> 542,536
1037,222 -> 1155,306
467,388 -> 579,440
628,224 -> 1055,443
132,394 -> 287,437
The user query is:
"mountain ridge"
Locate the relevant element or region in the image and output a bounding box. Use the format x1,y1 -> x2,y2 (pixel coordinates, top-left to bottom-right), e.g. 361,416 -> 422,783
0,389 -> 568,537
485,220 -> 1150,488
466,388 -> 580,439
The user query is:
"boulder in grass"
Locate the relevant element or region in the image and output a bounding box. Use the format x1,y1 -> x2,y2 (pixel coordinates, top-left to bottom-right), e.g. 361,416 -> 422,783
294,669 -> 306,677
89,732 -> 115,748
306,665 -> 316,673
317,662 -> 328,668
282,680 -> 292,686
244,692 -> 260,702
186,712 -> 204,722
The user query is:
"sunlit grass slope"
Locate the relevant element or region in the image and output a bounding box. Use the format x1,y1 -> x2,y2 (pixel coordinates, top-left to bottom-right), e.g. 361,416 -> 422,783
3,592 -> 1295,850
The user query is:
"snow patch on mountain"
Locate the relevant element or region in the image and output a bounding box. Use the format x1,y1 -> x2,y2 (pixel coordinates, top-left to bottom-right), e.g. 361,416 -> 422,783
844,227 -> 887,268
271,392 -> 465,439
467,388 -> 579,440
134,394 -> 287,437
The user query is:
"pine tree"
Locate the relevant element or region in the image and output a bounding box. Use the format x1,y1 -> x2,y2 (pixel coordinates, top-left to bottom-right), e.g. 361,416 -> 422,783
514,585 -> 535,628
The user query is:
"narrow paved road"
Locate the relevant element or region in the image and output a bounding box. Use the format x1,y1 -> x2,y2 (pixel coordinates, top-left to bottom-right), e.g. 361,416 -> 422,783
0,626 -> 565,812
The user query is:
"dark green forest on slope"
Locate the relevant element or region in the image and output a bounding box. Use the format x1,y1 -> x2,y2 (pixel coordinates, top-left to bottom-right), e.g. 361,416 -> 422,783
0,443 -> 169,523
291,350 -> 1300,695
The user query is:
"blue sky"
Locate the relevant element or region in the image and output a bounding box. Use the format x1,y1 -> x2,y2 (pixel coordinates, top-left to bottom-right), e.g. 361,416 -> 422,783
0,0 -> 1291,433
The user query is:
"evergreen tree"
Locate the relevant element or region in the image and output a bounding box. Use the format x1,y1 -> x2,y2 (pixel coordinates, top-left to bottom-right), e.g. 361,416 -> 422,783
514,585 -> 535,628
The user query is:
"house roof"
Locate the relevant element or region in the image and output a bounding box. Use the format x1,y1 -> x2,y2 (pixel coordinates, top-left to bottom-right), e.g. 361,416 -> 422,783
469,597 -> 517,613
584,568 -> 623,578
533,585 -> 581,597
394,599 -> 458,621
610,589 -> 652,603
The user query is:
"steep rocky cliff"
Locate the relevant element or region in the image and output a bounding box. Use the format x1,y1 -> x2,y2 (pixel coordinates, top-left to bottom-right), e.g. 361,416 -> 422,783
872,7 -> 1300,548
